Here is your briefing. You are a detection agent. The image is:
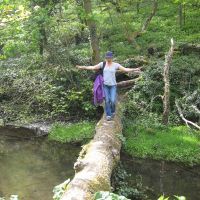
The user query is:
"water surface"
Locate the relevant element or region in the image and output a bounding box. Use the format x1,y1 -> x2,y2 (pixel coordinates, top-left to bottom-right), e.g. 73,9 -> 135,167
121,153 -> 200,200
0,127 -> 80,200
1,127 -> 199,200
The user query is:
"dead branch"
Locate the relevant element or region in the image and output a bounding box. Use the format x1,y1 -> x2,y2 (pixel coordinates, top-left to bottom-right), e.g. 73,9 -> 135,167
162,38 -> 175,125
175,100 -> 200,130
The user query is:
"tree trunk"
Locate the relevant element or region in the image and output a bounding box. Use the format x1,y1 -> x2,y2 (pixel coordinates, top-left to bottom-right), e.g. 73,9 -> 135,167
127,0 -> 158,43
179,4 -> 183,28
39,25 -> 47,55
136,1 -> 140,14
75,0 -> 87,45
162,39 -> 174,125
141,0 -> 158,32
61,102 -> 123,200
83,0 -> 100,64
183,4 -> 186,26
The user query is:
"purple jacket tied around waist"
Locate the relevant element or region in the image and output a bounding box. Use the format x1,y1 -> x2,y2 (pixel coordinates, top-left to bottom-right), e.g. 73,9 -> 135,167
93,74 -> 104,105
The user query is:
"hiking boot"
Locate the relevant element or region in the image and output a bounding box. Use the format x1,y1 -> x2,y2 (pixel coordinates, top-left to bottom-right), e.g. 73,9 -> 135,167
111,112 -> 115,118
106,116 -> 112,121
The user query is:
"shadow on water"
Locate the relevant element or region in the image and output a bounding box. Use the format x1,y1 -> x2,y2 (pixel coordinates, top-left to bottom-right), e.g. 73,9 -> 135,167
0,127 -> 80,200
121,152 -> 200,200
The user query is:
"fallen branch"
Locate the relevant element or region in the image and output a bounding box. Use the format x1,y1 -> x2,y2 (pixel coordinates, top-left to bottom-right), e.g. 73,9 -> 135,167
191,105 -> 200,115
60,102 -> 123,200
117,77 -> 141,88
175,100 -> 200,130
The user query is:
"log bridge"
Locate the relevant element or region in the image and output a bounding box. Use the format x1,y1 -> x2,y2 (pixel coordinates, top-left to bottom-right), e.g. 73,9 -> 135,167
61,80 -> 137,200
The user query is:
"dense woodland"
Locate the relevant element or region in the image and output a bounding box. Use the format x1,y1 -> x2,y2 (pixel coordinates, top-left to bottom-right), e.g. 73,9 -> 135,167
0,0 -> 200,199
0,0 -> 199,123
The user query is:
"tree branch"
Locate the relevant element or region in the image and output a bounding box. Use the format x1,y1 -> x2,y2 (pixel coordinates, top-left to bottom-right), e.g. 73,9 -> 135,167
117,77 -> 140,88
175,100 -> 200,130
141,0 -> 158,32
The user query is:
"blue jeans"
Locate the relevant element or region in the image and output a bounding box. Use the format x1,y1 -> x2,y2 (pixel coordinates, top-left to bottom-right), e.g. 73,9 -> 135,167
103,84 -> 117,117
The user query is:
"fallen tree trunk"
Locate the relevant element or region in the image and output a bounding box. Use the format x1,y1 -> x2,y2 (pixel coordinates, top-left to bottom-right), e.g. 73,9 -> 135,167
61,102 -> 123,200
117,77 -> 140,88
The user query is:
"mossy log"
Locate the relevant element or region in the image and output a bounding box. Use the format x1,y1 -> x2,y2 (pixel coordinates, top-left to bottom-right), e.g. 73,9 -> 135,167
61,102 -> 123,200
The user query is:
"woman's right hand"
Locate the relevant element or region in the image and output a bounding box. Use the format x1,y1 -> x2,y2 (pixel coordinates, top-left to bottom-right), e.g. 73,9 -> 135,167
76,65 -> 84,69
76,65 -> 83,69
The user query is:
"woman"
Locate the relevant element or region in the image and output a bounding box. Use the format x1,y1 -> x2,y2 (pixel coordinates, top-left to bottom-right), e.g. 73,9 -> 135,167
76,51 -> 142,121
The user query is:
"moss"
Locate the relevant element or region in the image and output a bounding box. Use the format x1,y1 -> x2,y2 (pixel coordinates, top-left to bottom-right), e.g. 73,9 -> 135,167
48,121 -> 95,143
88,175 -> 111,193
123,124 -> 200,166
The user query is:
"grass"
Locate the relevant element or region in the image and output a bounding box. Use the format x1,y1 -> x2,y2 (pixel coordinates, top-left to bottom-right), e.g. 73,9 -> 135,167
123,122 -> 200,166
48,121 -> 95,143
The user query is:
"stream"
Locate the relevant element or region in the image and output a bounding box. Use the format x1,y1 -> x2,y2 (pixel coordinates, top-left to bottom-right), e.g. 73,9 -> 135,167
0,127 -> 80,200
0,127 -> 199,200
121,153 -> 200,200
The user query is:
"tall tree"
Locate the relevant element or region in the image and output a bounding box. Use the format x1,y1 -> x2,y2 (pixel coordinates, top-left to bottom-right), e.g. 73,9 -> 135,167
127,0 -> 158,44
141,0 -> 158,32
30,0 -> 60,55
83,0 -> 100,64
179,3 -> 183,28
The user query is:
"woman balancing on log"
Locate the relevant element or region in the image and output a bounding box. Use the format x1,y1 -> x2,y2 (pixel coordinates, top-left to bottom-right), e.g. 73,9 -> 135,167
76,51 -> 142,121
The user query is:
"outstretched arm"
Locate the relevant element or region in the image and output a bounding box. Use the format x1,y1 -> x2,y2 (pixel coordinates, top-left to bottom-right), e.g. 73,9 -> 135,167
76,64 -> 101,70
118,65 -> 142,73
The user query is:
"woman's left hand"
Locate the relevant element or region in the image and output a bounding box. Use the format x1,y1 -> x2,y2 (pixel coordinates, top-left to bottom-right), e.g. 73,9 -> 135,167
128,67 -> 142,76
135,67 -> 142,71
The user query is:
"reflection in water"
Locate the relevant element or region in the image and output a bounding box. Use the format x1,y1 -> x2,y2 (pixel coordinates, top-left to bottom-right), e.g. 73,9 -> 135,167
121,153 -> 200,200
159,161 -> 165,195
0,127 -> 80,200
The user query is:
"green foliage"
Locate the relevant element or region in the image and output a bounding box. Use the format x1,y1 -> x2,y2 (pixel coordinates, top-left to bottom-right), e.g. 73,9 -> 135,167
123,53 -> 200,120
53,179 -> 70,200
94,191 -> 129,200
1,0 -> 200,124
0,195 -> 19,200
48,121 -> 95,143
0,53 -> 97,122
174,196 -> 186,200
111,163 -> 147,200
175,90 -> 200,123
124,118 -> 200,165
158,195 -> 186,200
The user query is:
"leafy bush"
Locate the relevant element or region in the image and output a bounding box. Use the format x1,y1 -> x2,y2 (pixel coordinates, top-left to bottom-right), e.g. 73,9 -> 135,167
0,53 -> 97,123
111,163 -> 147,200
53,179 -> 70,200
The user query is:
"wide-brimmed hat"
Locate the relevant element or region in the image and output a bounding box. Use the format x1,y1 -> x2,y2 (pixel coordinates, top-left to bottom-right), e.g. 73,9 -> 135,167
105,51 -> 113,58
